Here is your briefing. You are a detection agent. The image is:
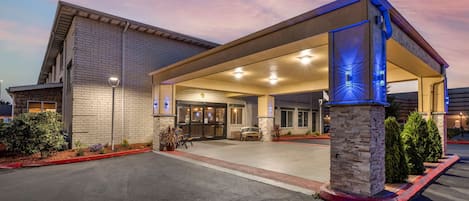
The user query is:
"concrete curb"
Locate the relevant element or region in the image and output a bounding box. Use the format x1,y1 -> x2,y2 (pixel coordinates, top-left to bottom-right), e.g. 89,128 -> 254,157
319,155 -> 460,201
447,140 -> 469,145
276,136 -> 331,141
0,148 -> 151,169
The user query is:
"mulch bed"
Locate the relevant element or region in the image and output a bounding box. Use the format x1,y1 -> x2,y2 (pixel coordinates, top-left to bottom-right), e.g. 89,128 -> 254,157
0,143 -> 151,166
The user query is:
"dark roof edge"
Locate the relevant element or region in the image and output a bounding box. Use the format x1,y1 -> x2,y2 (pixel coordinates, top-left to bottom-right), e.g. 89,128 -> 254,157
380,0 -> 449,68
7,83 -> 63,93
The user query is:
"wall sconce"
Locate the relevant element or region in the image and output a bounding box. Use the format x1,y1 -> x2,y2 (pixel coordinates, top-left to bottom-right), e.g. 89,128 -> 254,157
153,100 -> 158,108
379,70 -> 385,86
164,98 -> 169,110
345,70 -> 352,87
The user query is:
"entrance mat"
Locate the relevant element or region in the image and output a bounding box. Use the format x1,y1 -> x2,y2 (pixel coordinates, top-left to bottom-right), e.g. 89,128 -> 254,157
200,141 -> 237,146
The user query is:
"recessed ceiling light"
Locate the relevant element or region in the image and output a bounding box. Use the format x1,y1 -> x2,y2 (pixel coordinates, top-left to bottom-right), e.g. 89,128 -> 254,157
298,55 -> 313,65
269,74 -> 278,85
233,67 -> 244,79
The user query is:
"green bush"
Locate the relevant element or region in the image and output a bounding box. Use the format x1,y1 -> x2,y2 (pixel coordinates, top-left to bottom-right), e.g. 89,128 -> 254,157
426,119 -> 442,162
0,112 -> 65,158
401,112 -> 426,175
385,117 -> 408,183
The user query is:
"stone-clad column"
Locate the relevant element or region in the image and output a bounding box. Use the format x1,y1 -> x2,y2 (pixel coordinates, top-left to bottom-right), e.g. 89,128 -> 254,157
258,95 -> 274,142
152,83 -> 176,151
418,76 -> 448,156
329,105 -> 385,195
153,115 -> 175,151
327,0 -> 389,196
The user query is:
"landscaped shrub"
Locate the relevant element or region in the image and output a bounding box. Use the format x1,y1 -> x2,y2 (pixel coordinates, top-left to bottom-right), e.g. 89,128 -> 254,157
0,112 -> 65,158
426,119 -> 442,162
385,117 -> 408,183
89,144 -> 104,152
401,112 -> 426,175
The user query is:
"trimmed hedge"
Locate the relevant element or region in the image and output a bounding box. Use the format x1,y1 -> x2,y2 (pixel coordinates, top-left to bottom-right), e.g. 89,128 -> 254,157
426,119 -> 442,162
0,112 -> 65,158
401,112 -> 426,175
385,117 -> 408,183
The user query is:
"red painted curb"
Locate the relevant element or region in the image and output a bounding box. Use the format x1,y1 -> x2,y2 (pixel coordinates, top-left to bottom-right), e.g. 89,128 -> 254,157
319,155 -> 460,201
0,148 -> 151,169
396,155 -> 460,201
448,140 -> 469,144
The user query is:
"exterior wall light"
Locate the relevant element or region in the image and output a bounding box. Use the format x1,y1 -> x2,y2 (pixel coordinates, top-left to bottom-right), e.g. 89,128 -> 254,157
345,70 -> 352,87
379,70 -> 385,86
108,77 -> 120,88
298,55 -> 313,65
233,67 -> 244,79
269,74 -> 278,85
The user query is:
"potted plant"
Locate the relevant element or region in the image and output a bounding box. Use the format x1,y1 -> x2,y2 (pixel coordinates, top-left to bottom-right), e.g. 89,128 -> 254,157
272,125 -> 281,141
159,126 -> 178,151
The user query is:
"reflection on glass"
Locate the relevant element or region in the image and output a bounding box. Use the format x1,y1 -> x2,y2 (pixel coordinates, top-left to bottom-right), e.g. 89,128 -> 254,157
191,106 -> 203,123
178,106 -> 190,124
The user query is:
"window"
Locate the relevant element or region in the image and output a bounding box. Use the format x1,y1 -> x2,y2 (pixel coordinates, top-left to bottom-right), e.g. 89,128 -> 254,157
298,111 -> 309,128
28,101 -> 57,113
281,110 -> 293,128
230,107 -> 243,125
66,60 -> 72,92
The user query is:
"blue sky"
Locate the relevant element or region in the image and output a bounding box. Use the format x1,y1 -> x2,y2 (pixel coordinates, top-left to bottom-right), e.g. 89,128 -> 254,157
1,0 -> 468,102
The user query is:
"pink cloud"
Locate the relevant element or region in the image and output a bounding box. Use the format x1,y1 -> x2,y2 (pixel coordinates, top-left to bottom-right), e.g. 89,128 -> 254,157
0,19 -> 49,55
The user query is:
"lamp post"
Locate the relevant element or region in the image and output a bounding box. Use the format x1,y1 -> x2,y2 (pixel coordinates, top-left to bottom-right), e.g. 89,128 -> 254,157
108,77 -> 120,151
460,112 -> 464,137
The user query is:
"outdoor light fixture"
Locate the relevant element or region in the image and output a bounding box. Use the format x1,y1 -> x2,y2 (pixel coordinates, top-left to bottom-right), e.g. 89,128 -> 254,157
379,70 -> 385,86
233,67 -> 244,79
108,77 -> 120,88
108,77 -> 120,151
269,74 -> 278,85
345,70 -> 352,87
298,55 -> 313,65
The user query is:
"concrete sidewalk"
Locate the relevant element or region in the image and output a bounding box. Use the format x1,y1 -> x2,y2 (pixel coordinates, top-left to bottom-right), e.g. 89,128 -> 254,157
180,140 -> 330,183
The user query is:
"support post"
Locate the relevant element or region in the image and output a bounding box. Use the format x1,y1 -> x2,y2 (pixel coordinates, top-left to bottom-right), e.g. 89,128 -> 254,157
326,0 -> 389,196
152,83 -> 176,151
258,95 -> 274,142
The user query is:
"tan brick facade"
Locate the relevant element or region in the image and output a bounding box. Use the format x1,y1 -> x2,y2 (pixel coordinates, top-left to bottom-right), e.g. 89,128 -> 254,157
69,17 -> 209,146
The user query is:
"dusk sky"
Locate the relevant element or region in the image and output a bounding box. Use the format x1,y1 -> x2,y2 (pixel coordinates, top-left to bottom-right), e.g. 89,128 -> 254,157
1,0 -> 468,102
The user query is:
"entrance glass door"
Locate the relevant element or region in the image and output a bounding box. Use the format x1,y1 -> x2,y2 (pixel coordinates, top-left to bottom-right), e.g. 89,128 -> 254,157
176,101 -> 227,139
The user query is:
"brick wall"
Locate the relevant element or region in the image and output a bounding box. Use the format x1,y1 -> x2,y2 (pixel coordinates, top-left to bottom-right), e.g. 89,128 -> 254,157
71,17 -> 209,146
11,87 -> 63,117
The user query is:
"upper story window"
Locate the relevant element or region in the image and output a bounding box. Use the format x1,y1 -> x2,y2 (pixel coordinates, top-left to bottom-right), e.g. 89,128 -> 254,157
28,101 -> 57,113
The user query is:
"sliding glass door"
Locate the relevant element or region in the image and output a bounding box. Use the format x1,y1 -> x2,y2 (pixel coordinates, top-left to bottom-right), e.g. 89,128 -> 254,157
176,101 -> 227,139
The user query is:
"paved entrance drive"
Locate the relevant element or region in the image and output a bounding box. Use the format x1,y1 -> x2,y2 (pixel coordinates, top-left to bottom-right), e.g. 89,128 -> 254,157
0,153 -> 317,201
178,140 -> 330,185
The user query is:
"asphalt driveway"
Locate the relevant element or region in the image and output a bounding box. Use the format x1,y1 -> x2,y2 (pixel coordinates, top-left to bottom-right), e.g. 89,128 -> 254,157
0,152 -> 318,201
411,144 -> 469,201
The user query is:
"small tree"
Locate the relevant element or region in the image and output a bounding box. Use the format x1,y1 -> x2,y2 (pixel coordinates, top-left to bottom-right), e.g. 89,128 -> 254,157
385,117 -> 408,183
426,119 -> 442,162
401,112 -> 426,175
